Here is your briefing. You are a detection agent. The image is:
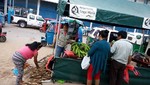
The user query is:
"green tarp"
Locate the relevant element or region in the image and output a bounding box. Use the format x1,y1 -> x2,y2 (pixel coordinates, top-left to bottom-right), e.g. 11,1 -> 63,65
52,58 -> 150,85
55,0 -> 150,84
57,0 -> 150,29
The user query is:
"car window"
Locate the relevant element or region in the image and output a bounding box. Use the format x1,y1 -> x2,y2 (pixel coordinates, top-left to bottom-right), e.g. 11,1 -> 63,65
29,15 -> 35,20
109,32 -> 118,42
89,29 -> 95,34
128,36 -> 133,41
93,30 -> 100,37
36,16 -> 44,21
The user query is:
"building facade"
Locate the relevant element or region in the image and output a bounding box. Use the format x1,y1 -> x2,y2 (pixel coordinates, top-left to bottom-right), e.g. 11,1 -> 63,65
1,0 -> 58,19
1,0 -> 150,18
13,0 -> 57,19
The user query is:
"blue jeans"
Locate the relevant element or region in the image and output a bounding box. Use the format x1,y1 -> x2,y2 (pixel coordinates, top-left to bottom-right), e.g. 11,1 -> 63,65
55,45 -> 64,58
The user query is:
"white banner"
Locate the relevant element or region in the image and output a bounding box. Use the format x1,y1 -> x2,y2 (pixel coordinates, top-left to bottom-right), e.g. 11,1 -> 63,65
142,18 -> 150,29
69,4 -> 97,20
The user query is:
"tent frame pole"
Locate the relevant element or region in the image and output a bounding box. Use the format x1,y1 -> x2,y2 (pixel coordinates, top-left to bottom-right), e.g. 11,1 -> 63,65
138,29 -> 145,53
54,15 -> 62,58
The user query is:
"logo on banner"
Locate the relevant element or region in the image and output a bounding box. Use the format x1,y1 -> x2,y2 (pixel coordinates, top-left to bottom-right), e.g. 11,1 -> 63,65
145,18 -> 150,26
142,18 -> 150,29
71,6 -> 79,15
70,4 -> 97,20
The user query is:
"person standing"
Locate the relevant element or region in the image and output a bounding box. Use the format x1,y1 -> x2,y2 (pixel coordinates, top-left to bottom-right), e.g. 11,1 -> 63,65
87,30 -> 110,85
55,23 -> 69,57
12,41 -> 43,85
78,25 -> 83,43
109,31 -> 133,85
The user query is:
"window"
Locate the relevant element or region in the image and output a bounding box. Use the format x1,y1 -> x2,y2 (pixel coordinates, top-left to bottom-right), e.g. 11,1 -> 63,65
136,0 -> 145,4
148,0 -> 150,5
89,29 -> 95,34
128,0 -> 150,4
29,15 -> 35,20
109,32 -> 118,42
128,36 -> 133,40
93,30 -> 100,37
36,16 -> 44,21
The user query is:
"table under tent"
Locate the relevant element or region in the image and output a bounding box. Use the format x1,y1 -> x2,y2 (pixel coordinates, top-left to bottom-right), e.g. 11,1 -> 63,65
49,0 -> 150,85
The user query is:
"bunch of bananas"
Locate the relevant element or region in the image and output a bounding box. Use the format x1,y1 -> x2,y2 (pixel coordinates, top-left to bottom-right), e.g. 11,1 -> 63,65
71,42 -> 90,58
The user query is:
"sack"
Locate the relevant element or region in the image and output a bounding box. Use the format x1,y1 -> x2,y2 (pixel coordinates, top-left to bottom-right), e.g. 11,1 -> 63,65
65,44 -> 71,51
81,56 -> 90,70
64,50 -> 75,57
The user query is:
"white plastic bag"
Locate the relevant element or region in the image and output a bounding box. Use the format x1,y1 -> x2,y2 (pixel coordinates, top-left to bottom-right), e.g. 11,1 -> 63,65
81,56 -> 90,70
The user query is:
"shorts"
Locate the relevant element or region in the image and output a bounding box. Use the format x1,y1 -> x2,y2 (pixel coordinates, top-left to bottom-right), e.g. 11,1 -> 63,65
87,64 -> 101,80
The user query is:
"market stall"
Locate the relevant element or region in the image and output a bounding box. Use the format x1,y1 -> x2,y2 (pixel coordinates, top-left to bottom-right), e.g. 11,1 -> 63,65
51,0 -> 150,84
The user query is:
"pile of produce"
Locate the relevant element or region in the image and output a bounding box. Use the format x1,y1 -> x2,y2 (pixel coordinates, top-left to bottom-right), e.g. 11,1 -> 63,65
23,56 -> 51,85
71,42 -> 90,58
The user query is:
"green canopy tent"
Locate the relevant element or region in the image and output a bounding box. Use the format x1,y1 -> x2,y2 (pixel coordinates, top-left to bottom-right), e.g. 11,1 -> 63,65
52,0 -> 150,84
57,0 -> 150,29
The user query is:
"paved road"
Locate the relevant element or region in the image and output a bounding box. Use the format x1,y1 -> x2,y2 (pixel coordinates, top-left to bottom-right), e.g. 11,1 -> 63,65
0,24 -> 52,85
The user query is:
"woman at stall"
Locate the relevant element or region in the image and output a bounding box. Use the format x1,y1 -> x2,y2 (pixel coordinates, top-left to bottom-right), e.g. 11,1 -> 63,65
55,23 -> 69,57
87,30 -> 110,85
12,41 -> 43,85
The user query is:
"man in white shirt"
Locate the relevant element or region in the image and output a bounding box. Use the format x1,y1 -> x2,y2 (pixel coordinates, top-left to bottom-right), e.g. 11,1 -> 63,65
109,31 -> 133,85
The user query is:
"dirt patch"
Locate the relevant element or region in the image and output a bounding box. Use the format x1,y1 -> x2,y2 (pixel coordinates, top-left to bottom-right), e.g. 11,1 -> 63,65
23,56 -> 51,85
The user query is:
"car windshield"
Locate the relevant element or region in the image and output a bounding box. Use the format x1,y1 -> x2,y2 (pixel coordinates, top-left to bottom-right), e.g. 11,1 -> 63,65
109,32 -> 118,42
37,16 -> 44,21
89,29 -> 95,34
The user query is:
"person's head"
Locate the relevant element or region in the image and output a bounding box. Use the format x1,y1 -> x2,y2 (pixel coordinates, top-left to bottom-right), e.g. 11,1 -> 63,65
117,31 -> 127,39
26,41 -> 42,51
63,23 -> 69,32
99,30 -> 109,40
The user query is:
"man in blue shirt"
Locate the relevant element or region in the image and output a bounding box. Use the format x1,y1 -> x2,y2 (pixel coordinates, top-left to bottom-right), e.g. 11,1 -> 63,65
78,25 -> 83,43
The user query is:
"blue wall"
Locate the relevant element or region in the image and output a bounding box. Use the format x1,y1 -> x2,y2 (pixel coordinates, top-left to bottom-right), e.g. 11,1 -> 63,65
14,0 -> 26,8
40,1 -> 57,19
28,0 -> 37,9
14,0 -> 57,19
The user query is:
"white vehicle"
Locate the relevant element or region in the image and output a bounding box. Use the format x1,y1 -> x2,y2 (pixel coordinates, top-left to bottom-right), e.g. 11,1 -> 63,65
145,39 -> 150,56
88,27 -> 118,42
127,32 -> 149,45
12,13 -> 44,28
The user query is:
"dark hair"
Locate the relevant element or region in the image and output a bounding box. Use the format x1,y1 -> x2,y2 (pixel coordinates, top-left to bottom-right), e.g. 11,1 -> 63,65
26,41 -> 42,51
99,30 -> 109,38
63,23 -> 69,28
118,31 -> 127,39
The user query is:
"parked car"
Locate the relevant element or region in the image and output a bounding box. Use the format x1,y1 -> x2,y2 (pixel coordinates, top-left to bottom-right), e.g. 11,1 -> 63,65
86,27 -> 118,46
12,13 -> 44,28
0,11 -> 5,27
88,27 -> 118,41
127,32 -> 149,45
